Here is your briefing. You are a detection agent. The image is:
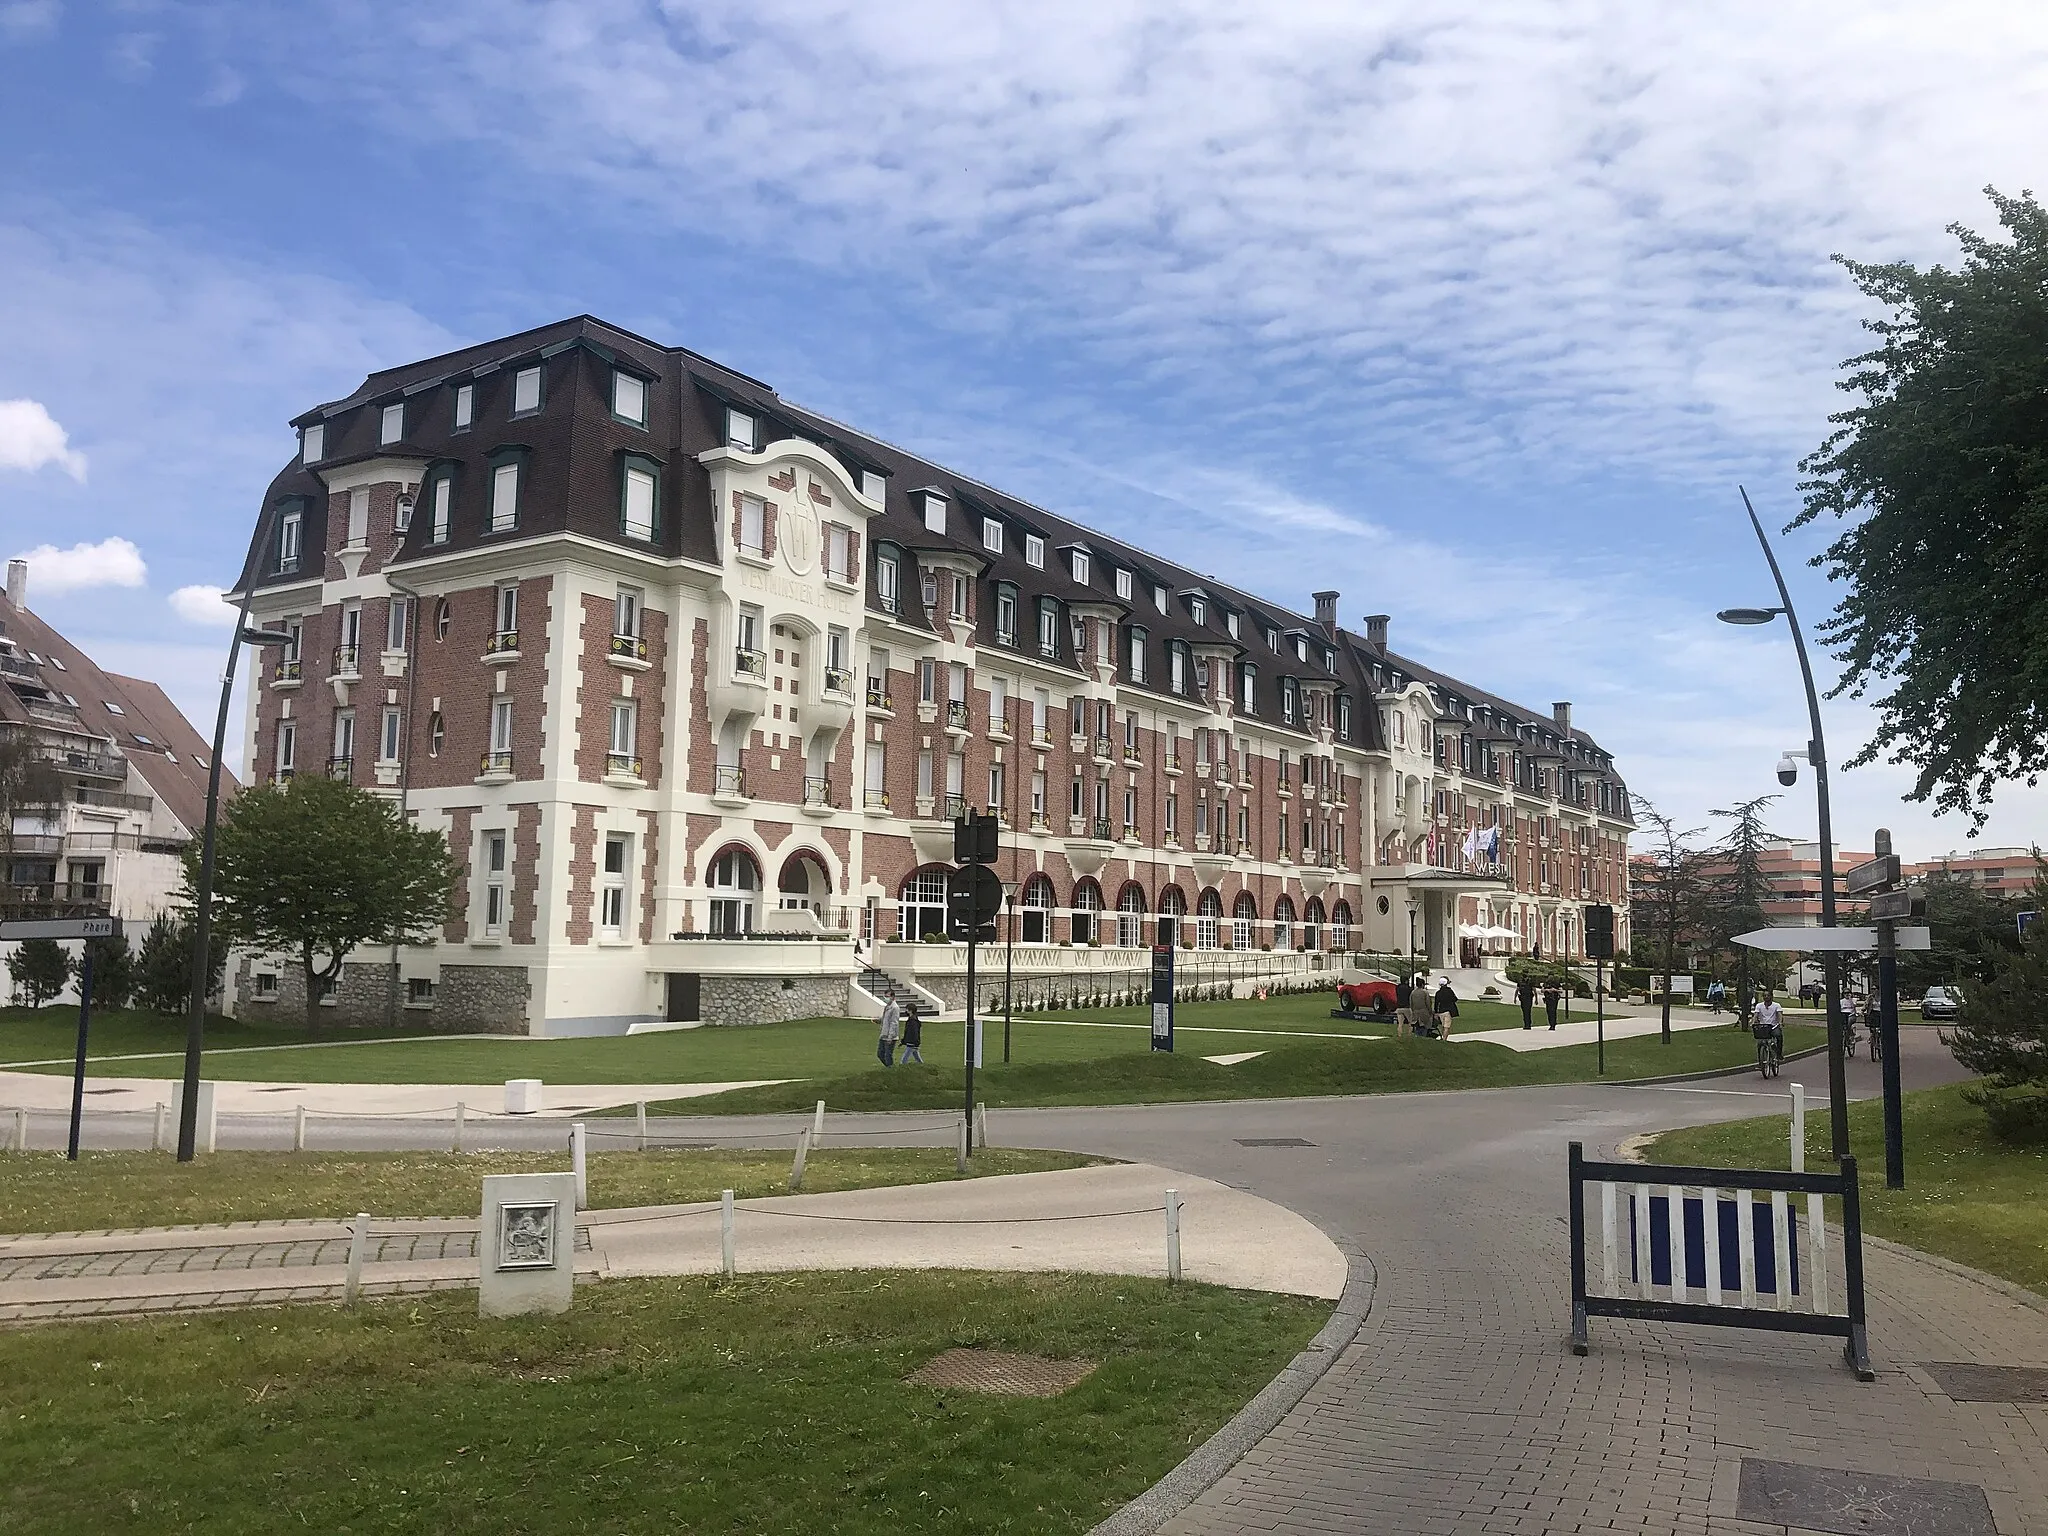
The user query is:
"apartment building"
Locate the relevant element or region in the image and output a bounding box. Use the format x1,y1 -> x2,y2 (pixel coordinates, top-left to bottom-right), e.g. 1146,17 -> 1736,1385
229,317 -> 1634,1033
1,559 -> 219,964
1908,847 -> 2040,900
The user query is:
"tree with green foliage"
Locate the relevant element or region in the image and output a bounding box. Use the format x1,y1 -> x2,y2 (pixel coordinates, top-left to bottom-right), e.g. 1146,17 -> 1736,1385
1699,795 -> 1781,1024
1894,862 -> 2025,996
1947,866 -> 2048,1142
1630,796 -> 1708,1045
1794,189 -> 2048,829
135,910 -> 227,1015
6,937 -> 72,1009
193,775 -> 456,1029
80,933 -> 135,1010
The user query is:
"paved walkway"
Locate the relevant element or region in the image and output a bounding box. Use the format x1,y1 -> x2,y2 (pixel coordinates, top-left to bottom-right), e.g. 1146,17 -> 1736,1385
0,1071 -> 788,1118
0,1162 -> 1344,1324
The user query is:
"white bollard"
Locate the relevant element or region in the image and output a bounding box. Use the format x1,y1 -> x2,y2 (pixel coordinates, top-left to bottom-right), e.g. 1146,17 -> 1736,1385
152,1102 -> 166,1153
453,1101 -> 466,1154
812,1099 -> 827,1146
720,1188 -> 736,1278
636,1100 -> 648,1152
1789,1084 -> 1806,1173
789,1128 -> 811,1191
956,1115 -> 970,1173
975,1101 -> 989,1150
294,1104 -> 307,1153
1165,1188 -> 1182,1283
11,1107 -> 24,1153
344,1212 -> 370,1306
570,1123 -> 588,1210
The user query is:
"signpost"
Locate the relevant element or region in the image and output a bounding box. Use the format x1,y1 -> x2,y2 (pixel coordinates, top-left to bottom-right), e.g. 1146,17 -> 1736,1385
949,814 -> 1002,1147
1,916 -> 123,1161
1734,925 -> 1930,952
1586,904 -> 1615,1077
1149,942 -> 1175,1052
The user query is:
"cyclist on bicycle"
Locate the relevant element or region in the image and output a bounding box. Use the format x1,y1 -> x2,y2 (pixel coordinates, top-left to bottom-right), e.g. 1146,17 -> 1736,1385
1753,992 -> 1785,1071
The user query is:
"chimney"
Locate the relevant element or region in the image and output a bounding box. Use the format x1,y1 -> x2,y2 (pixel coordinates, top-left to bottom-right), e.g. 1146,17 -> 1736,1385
1363,613 -> 1389,653
1312,590 -> 1339,629
1552,701 -> 1572,733
5,559 -> 24,611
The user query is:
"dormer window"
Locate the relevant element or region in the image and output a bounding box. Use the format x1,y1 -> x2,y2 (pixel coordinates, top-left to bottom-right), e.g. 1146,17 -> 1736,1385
1294,635 -> 1308,662
1169,646 -> 1187,695
278,507 -> 303,573
1226,611 -> 1240,639
380,402 -> 404,445
981,517 -> 1003,554
1324,647 -> 1336,670
1037,598 -> 1059,658
1281,678 -> 1298,725
454,384 -> 474,431
1129,626 -> 1148,682
921,492 -> 947,534
1071,550 -> 1089,585
301,424 -> 324,463
1240,664 -> 1256,712
1189,597 -> 1205,625
613,370 -> 647,427
725,407 -> 757,449
1154,585 -> 1167,614
513,365 -> 543,416
860,469 -> 886,502
1025,535 -> 1045,568
1266,626 -> 1280,651
1114,569 -> 1132,601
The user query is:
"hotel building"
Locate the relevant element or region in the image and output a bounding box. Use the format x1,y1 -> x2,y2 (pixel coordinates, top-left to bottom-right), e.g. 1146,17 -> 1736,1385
229,317 -> 1634,1033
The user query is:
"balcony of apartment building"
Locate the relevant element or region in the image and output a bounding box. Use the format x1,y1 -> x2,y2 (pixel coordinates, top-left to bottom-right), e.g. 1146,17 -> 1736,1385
0,878 -> 112,920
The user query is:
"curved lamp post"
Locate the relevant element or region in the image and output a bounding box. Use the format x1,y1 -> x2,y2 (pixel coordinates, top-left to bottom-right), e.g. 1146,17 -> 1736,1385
1717,486 -> 1850,1160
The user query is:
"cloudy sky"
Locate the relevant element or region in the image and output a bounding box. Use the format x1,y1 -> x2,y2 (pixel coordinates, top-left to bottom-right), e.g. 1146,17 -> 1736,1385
3,0 -> 2047,859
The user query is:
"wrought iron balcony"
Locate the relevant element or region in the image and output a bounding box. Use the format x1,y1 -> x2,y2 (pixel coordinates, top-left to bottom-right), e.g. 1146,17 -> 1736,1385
1093,735 -> 1113,760
945,700 -> 970,730
713,764 -> 746,797
734,647 -> 766,680
865,682 -> 894,711
484,629 -> 520,657
332,644 -> 360,676
273,657 -> 303,684
823,666 -> 855,697
480,749 -> 514,776
864,789 -> 891,810
803,776 -> 832,808
606,751 -> 643,779
1092,816 -> 1113,841
942,793 -> 967,820
325,755 -> 353,780
610,633 -> 648,661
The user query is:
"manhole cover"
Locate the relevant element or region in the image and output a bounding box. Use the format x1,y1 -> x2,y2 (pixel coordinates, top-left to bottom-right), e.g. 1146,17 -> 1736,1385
1735,1458 -> 1997,1536
1924,1362 -> 2048,1403
1235,1137 -> 1315,1147
905,1348 -> 1096,1397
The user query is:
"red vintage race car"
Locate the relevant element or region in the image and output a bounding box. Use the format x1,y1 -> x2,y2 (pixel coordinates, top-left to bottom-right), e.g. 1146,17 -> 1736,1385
1335,979 -> 1398,1014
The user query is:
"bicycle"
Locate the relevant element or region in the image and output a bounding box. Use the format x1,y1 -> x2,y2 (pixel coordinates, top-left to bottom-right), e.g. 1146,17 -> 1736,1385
1755,1027 -> 1782,1078
1868,1021 -> 1884,1063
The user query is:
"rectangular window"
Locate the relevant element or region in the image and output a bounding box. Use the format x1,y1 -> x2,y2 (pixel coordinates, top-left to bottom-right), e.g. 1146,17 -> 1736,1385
490,461 -> 520,532
1031,770 -> 1046,821
380,402 -> 404,445
1038,600 -> 1058,657
379,706 -> 402,763
332,709 -> 355,764
278,511 -> 302,573
1165,793 -> 1178,837
875,552 -> 899,612
622,463 -> 657,541
275,721 -> 295,775
609,700 -> 636,756
301,423 -> 324,463
917,749 -> 934,799
1115,569 -> 1132,600
921,493 -> 946,534
346,487 -> 370,547
947,661 -> 966,706
1170,648 -> 1186,694
737,605 -> 761,654
430,476 -> 451,543
283,616 -> 302,661
725,408 -> 756,449
988,762 -> 1004,810
949,573 -> 967,620
513,366 -> 542,415
1154,585 -> 1168,614
981,517 -> 1002,553
945,751 -> 964,800
865,742 -> 885,801
613,370 -> 647,426
738,494 -> 765,555
826,625 -> 848,674
1071,549 -> 1090,585
1024,534 -> 1045,568
1282,680 -> 1297,724
600,833 -> 629,934
616,586 -> 641,639
496,585 -> 518,638
483,831 -> 507,935
1190,597 -> 1206,624
386,597 -> 408,653
454,383 -> 474,430
826,524 -> 851,581
1123,785 -> 1137,830
989,674 -> 1008,729
860,469 -> 886,502
1129,627 -> 1147,683
340,602 -> 362,653
1071,775 -> 1084,816
490,698 -> 513,753
1241,664 -> 1256,712
995,587 -> 1016,646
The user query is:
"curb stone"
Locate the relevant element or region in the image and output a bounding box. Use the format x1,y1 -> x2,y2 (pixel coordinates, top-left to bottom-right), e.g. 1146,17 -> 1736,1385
1086,1236 -> 1377,1536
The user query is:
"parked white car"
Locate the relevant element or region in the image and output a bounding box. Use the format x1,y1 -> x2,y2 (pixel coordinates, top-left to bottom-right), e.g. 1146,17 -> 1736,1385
1919,984 -> 1964,1021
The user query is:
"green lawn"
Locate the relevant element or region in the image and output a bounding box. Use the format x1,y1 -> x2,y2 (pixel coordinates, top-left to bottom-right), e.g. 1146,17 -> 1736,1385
1642,1082 -> 2048,1298
651,1023 -> 1829,1115
0,1147 -> 1105,1234
0,1006 -> 436,1064
0,1271 -> 1328,1536
1028,989 -> 1540,1034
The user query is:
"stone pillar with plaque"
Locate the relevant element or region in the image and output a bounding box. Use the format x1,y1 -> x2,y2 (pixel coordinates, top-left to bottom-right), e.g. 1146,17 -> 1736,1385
479,1171 -> 578,1317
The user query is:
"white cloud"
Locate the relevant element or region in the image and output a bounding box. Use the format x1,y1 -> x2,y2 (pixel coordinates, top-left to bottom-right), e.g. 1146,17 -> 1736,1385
10,536 -> 146,595
0,1 -> 59,44
167,583 -> 235,626
0,398 -> 87,479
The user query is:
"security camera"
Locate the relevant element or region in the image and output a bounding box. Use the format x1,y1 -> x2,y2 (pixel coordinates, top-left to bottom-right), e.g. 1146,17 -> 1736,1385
1776,754 -> 1799,787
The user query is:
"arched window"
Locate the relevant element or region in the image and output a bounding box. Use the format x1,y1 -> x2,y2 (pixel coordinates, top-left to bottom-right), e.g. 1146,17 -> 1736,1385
1272,895 -> 1296,952
1116,883 -> 1147,949
426,710 -> 444,757
778,851 -> 829,919
707,848 -> 760,935
1303,897 -> 1325,951
1019,873 -> 1055,944
1330,900 -> 1353,953
1071,878 -> 1102,945
898,866 -> 949,942
1157,885 -> 1186,949
1232,891 -> 1257,951
1195,888 -> 1223,950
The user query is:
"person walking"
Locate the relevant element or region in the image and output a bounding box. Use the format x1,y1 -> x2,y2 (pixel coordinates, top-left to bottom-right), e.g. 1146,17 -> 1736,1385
899,1002 -> 924,1064
1432,977 -> 1459,1041
1516,975 -> 1536,1030
1394,974 -> 1415,1039
1542,979 -> 1561,1030
877,997 -> 900,1068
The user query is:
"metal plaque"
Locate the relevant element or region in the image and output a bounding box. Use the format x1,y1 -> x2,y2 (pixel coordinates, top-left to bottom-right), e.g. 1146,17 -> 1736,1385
1844,853 -> 1901,895
1866,888 -> 1921,921
497,1201 -> 559,1270
0,916 -> 122,941
1734,1458 -> 1996,1536
1923,1362 -> 2048,1403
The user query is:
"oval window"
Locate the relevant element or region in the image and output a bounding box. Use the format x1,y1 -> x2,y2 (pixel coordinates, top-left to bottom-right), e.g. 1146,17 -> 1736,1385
435,597 -> 451,641
427,711 -> 445,757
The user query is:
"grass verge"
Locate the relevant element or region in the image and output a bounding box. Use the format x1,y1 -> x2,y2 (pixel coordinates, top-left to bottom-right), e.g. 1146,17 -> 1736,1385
1642,1081 -> 2048,1298
0,1148 -> 1104,1234
0,1271 -> 1328,1536
651,1023 -> 1828,1115
0,1005 -> 435,1065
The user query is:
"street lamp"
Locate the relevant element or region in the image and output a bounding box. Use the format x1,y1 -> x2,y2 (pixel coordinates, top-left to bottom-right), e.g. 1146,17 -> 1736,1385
1718,487 -> 1850,1160
1001,879 -> 1017,1064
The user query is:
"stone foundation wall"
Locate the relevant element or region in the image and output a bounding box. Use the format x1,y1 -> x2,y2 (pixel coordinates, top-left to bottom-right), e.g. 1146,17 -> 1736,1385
436,964 -> 533,1034
697,974 -> 849,1027
234,955 -> 529,1034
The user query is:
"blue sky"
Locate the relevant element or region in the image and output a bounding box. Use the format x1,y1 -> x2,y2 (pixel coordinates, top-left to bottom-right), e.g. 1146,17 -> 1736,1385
4,0 -> 2048,859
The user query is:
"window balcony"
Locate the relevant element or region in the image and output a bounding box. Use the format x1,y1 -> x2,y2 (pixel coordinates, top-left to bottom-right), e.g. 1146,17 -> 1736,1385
864,788 -> 891,811
1122,745 -> 1142,766
332,644 -> 360,678
996,628 -> 1016,649
273,766 -> 296,784
823,666 -> 855,698
865,681 -> 894,712
942,793 -> 968,820
606,751 -> 643,780
272,658 -> 303,688
325,755 -> 354,780
484,629 -> 520,663
0,652 -> 41,681
1092,815 -> 1114,841
803,776 -> 833,808
945,700 -> 970,731
479,749 -> 514,778
1030,727 -> 1053,749
1164,752 -> 1181,775
713,764 -> 746,798
734,647 -> 766,680
1092,735 -> 1113,762
609,633 -> 650,669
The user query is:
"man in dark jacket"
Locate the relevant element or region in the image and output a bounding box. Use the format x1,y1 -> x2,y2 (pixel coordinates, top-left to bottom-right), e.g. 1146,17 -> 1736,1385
1432,978 -> 1459,1041
1542,980 -> 1562,1029
1516,976 -> 1536,1029
1394,975 -> 1414,1038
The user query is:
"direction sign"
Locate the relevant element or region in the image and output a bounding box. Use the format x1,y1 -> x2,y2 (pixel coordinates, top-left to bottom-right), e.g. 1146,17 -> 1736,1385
1844,853 -> 1901,896
945,865 -> 1003,941
2021,911 -> 2037,939
0,916 -> 121,941
1735,925 -> 1929,952
1867,888 -> 1922,922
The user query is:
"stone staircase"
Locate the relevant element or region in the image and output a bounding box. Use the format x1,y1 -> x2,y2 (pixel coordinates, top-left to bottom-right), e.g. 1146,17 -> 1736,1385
858,968 -> 926,1009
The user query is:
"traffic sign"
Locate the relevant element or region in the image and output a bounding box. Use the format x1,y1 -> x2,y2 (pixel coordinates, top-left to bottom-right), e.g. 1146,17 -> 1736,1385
945,865 -> 1003,941
2021,911 -> 2037,939
1584,903 -> 1616,960
1844,854 -> 1901,896
0,916 -> 121,941
954,812 -> 999,865
1735,925 -> 1929,952
1866,888 -> 1923,922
